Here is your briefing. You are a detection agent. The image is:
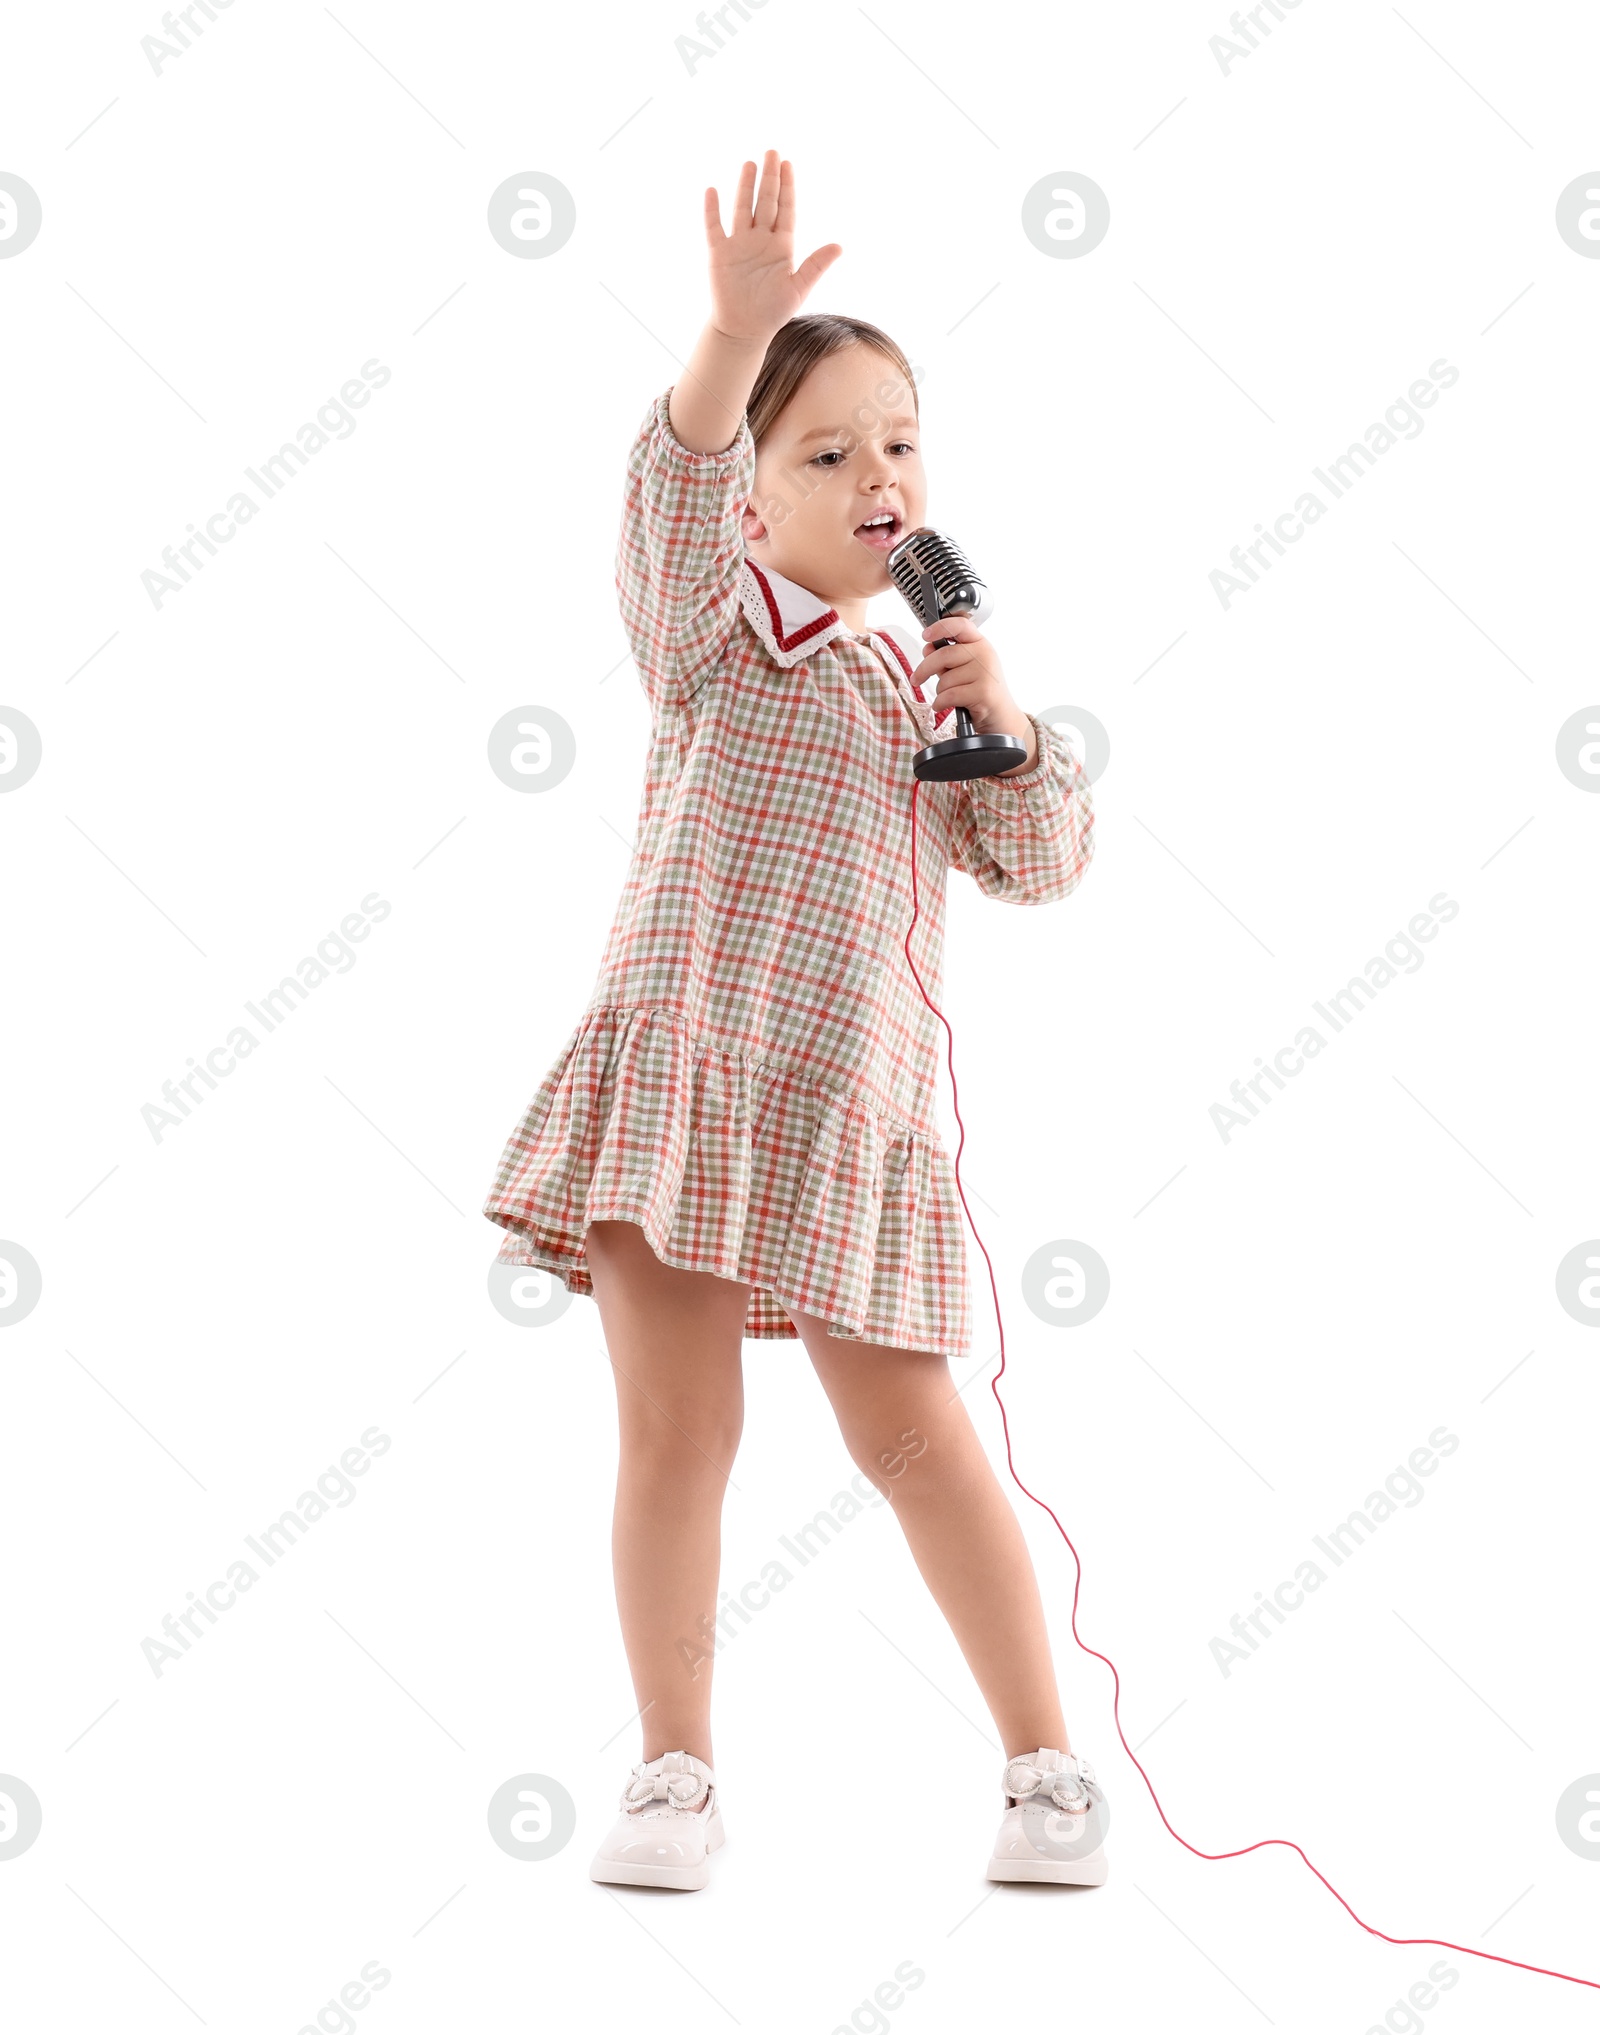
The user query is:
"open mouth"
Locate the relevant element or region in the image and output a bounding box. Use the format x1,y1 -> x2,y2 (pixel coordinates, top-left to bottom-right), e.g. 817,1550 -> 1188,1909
854,510 -> 901,554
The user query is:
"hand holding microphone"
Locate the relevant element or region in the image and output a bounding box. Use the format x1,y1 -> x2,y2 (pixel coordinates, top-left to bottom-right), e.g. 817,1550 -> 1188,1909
914,612 -> 1038,760
886,527 -> 1037,782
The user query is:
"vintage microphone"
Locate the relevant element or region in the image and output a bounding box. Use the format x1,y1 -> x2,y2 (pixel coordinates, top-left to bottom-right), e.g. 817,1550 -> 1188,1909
886,527 -> 1029,782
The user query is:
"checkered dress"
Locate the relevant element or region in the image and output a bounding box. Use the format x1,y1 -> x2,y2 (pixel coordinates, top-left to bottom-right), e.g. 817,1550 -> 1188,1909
482,387 -> 1095,1357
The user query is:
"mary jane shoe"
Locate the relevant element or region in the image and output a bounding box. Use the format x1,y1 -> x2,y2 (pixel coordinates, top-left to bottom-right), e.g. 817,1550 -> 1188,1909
987,1746 -> 1110,1885
589,1750 -> 724,1891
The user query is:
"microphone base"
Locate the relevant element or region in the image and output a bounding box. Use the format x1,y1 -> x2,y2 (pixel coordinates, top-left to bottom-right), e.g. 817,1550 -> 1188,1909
912,731 -> 1031,783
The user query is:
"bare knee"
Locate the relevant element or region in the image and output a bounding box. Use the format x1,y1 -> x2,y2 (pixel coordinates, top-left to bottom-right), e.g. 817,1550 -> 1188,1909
585,1220 -> 749,1471
824,1372 -> 944,1491
617,1389 -> 744,1476
837,1415 -> 936,1497
795,1322 -> 949,1494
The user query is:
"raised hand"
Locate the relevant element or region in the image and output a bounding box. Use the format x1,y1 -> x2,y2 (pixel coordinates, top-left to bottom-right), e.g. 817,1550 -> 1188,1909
702,151 -> 842,346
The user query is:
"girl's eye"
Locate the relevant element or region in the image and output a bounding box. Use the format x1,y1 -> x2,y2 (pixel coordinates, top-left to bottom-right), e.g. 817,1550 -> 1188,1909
810,440 -> 917,468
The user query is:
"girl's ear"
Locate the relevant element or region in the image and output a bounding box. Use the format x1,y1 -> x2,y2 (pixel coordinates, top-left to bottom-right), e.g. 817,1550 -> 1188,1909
739,498 -> 769,547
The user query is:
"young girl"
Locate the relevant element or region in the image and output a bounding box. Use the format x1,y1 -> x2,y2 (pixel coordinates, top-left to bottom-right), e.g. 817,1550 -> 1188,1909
483,150 -> 1102,1891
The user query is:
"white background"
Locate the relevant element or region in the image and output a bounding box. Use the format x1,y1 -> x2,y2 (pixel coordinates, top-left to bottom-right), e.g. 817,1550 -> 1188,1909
3,0 -> 1598,2028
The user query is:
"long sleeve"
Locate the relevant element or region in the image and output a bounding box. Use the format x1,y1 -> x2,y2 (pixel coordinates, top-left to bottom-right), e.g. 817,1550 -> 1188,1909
615,386 -> 756,714
946,710 -> 1096,905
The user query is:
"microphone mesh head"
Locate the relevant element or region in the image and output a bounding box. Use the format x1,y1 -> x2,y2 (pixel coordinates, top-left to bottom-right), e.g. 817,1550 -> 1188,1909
886,527 -> 989,623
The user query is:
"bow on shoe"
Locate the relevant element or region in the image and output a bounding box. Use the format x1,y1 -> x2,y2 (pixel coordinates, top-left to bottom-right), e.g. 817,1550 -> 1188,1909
1003,1754 -> 1096,1811
621,1756 -> 710,1813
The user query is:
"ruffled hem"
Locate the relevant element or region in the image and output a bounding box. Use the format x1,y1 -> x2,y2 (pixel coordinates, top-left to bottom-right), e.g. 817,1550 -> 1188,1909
482,1005 -> 972,1358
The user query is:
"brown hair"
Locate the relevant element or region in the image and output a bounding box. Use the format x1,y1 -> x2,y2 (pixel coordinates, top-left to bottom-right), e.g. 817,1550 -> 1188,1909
746,314 -> 919,447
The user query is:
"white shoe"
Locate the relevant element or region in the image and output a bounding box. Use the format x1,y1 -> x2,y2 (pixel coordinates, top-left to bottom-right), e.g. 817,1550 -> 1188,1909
589,1750 -> 724,1891
987,1747 -> 1110,1885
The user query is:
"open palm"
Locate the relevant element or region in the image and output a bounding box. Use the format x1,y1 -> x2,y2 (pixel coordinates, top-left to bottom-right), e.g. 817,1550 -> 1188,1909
703,150 -> 842,345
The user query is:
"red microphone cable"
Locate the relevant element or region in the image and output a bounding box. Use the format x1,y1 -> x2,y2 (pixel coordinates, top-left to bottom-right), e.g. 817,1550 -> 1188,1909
901,770 -> 1598,1997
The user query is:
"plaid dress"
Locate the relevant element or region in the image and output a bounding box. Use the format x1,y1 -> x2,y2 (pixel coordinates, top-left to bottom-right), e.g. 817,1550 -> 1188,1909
482,386 -> 1095,1357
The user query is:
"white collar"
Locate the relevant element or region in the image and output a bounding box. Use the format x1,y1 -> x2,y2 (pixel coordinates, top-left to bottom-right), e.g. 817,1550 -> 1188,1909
739,554 -> 934,671
736,558 -> 929,733
738,557 -> 852,667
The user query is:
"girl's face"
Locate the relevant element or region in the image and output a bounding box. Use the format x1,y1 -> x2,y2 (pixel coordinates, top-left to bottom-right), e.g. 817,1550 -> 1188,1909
741,345 -> 926,615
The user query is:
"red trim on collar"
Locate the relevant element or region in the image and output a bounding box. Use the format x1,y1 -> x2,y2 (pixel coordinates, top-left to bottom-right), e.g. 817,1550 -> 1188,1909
745,560 -> 840,653
872,628 -> 951,726
871,627 -> 914,679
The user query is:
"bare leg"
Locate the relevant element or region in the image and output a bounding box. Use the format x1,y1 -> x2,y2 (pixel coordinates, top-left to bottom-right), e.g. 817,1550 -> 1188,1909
583,1220 -> 751,1772
789,1311 -> 1069,1760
